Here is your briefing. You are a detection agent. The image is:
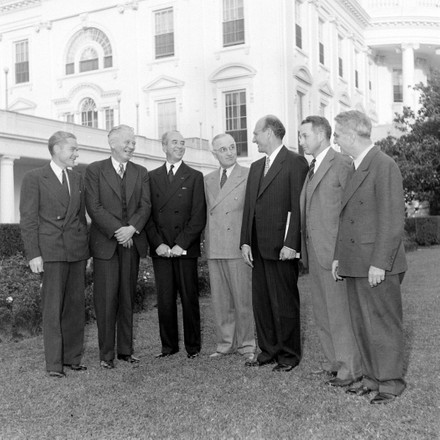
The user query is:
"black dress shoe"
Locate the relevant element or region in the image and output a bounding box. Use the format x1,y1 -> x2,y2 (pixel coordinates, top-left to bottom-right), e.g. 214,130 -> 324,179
311,369 -> 337,377
346,385 -> 372,396
187,353 -> 199,359
100,360 -> 115,369
155,352 -> 177,358
370,392 -> 396,404
272,363 -> 297,372
117,354 -> 140,363
48,371 -> 66,378
245,359 -> 275,367
327,377 -> 360,387
64,364 -> 87,371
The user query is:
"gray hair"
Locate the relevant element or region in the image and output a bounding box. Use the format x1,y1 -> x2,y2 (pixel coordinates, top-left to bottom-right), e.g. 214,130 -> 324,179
161,130 -> 182,146
108,124 -> 134,142
334,110 -> 372,138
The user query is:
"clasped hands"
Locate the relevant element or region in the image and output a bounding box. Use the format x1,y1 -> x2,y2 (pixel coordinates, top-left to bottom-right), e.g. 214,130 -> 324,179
332,260 -> 385,287
156,243 -> 185,258
114,225 -> 136,248
241,245 -> 297,268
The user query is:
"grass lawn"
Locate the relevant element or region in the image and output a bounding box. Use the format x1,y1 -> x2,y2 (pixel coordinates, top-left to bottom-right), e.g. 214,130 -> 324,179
0,247 -> 439,440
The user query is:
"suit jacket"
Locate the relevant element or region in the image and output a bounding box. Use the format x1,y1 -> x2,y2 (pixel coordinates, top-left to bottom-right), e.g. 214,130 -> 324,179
334,146 -> 408,277
300,148 -> 352,270
20,164 -> 89,262
85,158 -> 151,260
240,146 -> 309,260
204,164 -> 249,259
146,162 -> 206,258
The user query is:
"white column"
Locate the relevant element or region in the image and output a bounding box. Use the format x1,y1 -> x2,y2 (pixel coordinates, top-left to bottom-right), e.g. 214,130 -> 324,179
0,155 -> 20,223
402,43 -> 419,108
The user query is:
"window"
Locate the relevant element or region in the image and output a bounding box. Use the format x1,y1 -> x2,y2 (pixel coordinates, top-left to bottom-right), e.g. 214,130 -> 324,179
297,90 -> 305,155
105,108 -> 114,131
318,19 -> 325,65
223,0 -> 244,47
224,90 -> 247,156
157,99 -> 177,136
295,1 -> 302,49
354,50 -> 359,89
338,35 -> 343,78
81,98 -> 98,128
15,40 -> 29,84
79,47 -> 99,73
155,8 -> 174,58
393,69 -> 403,103
65,28 -> 112,75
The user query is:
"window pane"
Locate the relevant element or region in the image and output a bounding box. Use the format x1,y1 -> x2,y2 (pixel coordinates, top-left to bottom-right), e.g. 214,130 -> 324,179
295,24 -> 302,49
223,0 -> 244,47
157,100 -> 177,136
81,98 -> 98,128
224,90 -> 247,156
155,8 -> 174,58
15,40 -> 29,84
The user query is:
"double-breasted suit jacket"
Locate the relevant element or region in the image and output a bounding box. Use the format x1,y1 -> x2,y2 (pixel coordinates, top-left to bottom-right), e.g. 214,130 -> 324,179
146,162 -> 206,355
299,148 -> 361,380
20,164 -> 89,372
204,164 -> 255,355
85,157 -> 151,362
334,146 -> 408,395
240,146 -> 308,365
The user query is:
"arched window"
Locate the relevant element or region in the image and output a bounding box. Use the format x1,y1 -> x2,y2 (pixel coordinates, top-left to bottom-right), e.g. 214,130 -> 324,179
81,98 -> 98,128
65,28 -> 113,75
80,47 -> 99,73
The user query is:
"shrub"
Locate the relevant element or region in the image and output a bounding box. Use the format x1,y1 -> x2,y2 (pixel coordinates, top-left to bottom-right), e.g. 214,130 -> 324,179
0,224 -> 24,257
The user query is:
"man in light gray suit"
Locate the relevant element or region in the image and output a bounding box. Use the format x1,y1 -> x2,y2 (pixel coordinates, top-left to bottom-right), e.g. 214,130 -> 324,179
204,133 -> 255,361
299,116 -> 361,387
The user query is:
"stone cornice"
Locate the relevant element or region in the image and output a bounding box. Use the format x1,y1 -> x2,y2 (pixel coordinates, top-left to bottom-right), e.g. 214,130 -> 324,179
0,0 -> 40,13
370,20 -> 440,27
336,0 -> 370,28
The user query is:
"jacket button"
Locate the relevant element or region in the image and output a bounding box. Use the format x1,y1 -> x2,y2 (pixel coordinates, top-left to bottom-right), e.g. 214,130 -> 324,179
350,219 -> 354,224
350,238 -> 355,243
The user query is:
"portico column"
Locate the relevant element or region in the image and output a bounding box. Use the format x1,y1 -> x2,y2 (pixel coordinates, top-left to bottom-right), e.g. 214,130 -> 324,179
402,43 -> 419,108
0,155 -> 20,223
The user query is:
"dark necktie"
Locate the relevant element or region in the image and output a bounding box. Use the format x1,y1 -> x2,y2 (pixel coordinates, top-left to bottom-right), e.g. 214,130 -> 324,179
168,164 -> 175,183
118,163 -> 124,179
308,159 -> 316,180
220,168 -> 227,188
62,169 -> 70,197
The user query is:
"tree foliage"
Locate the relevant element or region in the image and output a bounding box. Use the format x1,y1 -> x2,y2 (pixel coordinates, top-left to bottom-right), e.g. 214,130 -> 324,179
377,70 -> 440,214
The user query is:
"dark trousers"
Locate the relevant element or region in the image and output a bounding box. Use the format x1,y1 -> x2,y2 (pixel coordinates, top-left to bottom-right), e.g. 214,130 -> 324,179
152,257 -> 201,355
347,274 -> 406,395
41,260 -> 86,372
252,246 -> 301,366
93,244 -> 140,361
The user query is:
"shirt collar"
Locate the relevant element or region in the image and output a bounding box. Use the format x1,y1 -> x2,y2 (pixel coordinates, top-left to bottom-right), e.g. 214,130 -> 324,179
219,163 -> 236,179
111,157 -> 127,173
313,146 -> 331,173
267,144 -> 283,165
166,160 -> 182,173
354,144 -> 375,169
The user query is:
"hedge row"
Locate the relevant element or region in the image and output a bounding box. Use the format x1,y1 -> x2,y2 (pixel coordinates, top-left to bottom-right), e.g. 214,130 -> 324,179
0,224 -> 24,257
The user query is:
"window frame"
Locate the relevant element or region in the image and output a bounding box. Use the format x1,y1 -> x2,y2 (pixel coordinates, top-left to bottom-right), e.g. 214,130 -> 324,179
224,89 -> 248,157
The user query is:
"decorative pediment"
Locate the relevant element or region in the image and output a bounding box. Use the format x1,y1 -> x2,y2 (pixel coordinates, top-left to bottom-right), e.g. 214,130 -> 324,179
338,92 -> 351,107
209,64 -> 256,83
319,81 -> 334,97
8,98 -> 37,112
143,76 -> 184,92
293,66 -> 313,86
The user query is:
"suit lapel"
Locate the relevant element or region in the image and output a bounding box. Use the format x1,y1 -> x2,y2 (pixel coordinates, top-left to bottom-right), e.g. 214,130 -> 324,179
205,170 -> 220,202
308,148 -> 335,198
124,161 -> 138,204
341,147 -> 379,210
41,164 -> 70,209
102,158 -> 122,199
157,162 -> 191,209
211,165 -> 246,209
257,146 -> 287,198
63,170 -> 79,225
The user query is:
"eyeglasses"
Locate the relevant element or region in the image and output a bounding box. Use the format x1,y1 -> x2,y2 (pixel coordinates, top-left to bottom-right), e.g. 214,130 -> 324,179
215,145 -> 236,154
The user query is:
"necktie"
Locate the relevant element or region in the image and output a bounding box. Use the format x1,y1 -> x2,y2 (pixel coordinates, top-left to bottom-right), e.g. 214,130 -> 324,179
308,159 -> 316,180
118,163 -> 125,179
220,168 -> 227,188
263,156 -> 270,176
62,169 -> 70,197
168,164 -> 175,183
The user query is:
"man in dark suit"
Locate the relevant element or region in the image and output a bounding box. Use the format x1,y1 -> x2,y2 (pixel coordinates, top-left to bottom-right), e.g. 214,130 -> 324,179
20,131 -> 89,378
240,115 -> 308,372
299,116 -> 361,386
146,130 -> 206,359
85,124 -> 151,369
332,110 -> 407,404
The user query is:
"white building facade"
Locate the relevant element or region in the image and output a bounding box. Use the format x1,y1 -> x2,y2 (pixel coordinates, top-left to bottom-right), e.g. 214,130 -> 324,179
1,0 -> 440,222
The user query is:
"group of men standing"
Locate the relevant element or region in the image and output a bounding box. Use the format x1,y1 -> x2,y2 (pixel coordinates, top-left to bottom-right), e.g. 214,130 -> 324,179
19,110 -> 407,405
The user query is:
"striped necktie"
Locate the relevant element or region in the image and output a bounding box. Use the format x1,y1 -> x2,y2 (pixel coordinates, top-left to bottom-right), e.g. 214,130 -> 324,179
220,168 -> 227,188
308,159 -> 316,180
263,156 -> 270,176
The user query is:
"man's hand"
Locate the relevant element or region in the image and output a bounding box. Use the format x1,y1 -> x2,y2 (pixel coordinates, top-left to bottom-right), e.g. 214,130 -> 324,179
332,260 -> 343,282
279,246 -> 296,261
114,225 -> 136,244
241,244 -> 254,268
170,245 -> 184,257
156,243 -> 171,258
123,238 -> 133,249
368,265 -> 385,287
29,256 -> 44,273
